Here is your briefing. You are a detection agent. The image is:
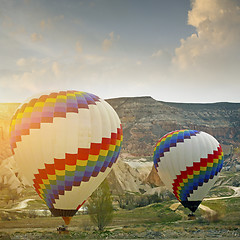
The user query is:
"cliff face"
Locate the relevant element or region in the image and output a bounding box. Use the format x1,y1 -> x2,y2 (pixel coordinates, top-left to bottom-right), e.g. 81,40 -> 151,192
0,97 -> 239,193
106,97 -> 240,163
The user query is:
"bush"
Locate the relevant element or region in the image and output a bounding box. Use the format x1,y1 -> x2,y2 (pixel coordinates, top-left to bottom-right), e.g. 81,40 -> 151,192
87,180 -> 113,231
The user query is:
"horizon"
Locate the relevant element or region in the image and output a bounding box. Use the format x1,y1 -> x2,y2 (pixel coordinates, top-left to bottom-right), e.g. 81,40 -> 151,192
1,94 -> 240,105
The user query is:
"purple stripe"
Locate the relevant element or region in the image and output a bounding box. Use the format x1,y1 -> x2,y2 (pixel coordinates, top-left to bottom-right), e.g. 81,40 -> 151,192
66,99 -> 76,104
54,107 -> 66,112
67,103 -> 78,108
55,102 -> 66,107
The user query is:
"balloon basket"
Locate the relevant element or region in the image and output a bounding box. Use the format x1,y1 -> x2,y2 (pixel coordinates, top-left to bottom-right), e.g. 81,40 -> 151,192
57,225 -> 69,234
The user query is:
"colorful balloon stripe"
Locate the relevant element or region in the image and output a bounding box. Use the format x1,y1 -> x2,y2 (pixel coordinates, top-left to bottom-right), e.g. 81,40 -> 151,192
10,91 -> 100,152
33,126 -> 122,209
172,146 -> 223,201
153,130 -> 200,169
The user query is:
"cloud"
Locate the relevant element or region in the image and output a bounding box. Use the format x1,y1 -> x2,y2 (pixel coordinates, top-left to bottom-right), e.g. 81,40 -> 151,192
102,32 -> 119,51
31,33 -> 43,42
172,0 -> 240,71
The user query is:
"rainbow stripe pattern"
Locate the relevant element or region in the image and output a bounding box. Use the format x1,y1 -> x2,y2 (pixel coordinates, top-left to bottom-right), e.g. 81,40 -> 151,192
172,145 -> 223,201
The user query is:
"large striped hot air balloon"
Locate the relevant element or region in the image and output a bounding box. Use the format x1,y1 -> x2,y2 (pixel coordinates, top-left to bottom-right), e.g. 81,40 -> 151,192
9,90 -> 123,225
153,130 -> 223,214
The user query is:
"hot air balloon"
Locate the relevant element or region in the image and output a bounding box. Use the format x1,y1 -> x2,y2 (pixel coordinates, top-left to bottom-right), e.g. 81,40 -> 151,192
9,90 -> 123,226
153,130 -> 223,215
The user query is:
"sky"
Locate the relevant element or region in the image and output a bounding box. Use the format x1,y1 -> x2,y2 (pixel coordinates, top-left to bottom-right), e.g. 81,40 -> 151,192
0,0 -> 239,103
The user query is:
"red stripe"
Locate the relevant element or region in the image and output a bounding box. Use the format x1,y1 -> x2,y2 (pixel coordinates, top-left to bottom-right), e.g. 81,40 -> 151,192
65,154 -> 77,165
78,148 -> 90,160
90,143 -> 101,155
54,158 -> 65,170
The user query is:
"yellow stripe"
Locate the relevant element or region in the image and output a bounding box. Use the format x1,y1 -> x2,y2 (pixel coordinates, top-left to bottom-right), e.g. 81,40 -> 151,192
39,189 -> 44,194
67,93 -> 75,97
207,162 -> 213,167
213,158 -> 219,163
48,174 -> 56,180
166,134 -> 173,139
35,102 -> 45,107
16,113 -> 23,119
55,170 -> 65,176
200,166 -> 207,171
66,165 -> 76,171
57,95 -> 67,99
25,107 -> 33,113
77,159 -> 88,166
42,179 -> 50,185
46,98 -> 56,103
109,144 -> 116,151
183,178 -> 188,183
39,184 -> 46,189
176,190 -> 180,194
88,154 -> 98,161
193,170 -> 200,175
179,182 -> 184,187
11,119 -> 16,125
76,91 -> 84,95
116,139 -> 121,146
188,175 -> 193,179
99,149 -> 108,157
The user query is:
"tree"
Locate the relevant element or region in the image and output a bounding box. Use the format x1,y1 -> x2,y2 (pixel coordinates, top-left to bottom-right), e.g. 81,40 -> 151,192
87,179 -> 113,231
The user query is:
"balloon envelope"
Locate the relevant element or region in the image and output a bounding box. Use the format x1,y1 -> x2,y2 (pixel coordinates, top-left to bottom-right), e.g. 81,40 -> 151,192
153,130 -> 223,212
10,90 -> 123,223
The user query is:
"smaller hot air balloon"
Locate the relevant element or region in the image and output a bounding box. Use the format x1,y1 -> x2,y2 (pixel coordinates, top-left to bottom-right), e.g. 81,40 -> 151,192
153,130 -> 224,215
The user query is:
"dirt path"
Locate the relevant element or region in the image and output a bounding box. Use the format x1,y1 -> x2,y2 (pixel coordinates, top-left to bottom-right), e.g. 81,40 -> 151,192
0,199 -> 35,211
11,198 -> 35,210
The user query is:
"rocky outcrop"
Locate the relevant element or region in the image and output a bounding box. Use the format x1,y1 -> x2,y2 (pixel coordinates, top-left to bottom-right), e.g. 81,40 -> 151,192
145,165 -> 164,187
107,158 -> 153,195
107,97 -> 240,164
0,156 -> 24,193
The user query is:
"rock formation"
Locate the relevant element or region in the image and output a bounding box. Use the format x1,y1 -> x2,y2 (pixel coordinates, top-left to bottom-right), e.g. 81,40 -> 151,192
0,97 -> 240,193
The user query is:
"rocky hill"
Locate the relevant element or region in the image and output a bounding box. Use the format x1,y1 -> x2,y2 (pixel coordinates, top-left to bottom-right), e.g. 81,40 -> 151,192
106,96 -> 240,167
0,97 -> 239,194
